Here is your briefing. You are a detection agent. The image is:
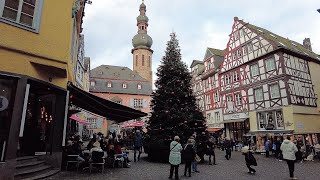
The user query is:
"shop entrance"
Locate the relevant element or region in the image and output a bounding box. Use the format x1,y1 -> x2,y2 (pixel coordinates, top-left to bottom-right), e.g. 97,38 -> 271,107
18,82 -> 57,157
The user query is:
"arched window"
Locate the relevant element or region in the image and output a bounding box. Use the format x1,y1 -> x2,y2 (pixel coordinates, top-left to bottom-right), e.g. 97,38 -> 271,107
148,56 -> 151,67
135,54 -> 138,66
142,55 -> 145,66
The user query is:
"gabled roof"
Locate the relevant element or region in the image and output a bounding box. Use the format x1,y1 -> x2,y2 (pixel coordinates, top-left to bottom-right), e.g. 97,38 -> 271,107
208,48 -> 226,57
91,65 -> 148,81
243,21 -> 320,61
190,60 -> 204,68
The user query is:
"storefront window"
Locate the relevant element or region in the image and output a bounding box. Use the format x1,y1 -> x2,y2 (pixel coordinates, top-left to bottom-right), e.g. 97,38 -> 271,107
257,110 -> 283,130
0,77 -> 18,161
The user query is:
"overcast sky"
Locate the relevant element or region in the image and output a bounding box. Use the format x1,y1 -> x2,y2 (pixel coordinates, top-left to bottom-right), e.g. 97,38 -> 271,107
83,0 -> 320,78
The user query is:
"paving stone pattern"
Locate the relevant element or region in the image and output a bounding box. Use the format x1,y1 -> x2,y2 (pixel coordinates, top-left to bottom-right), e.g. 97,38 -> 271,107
48,150 -> 320,180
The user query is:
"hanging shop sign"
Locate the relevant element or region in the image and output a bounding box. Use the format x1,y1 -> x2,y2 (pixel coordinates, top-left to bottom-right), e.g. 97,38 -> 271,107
0,96 -> 9,111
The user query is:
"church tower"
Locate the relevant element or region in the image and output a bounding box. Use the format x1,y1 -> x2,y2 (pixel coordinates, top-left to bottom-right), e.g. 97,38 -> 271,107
132,0 -> 153,84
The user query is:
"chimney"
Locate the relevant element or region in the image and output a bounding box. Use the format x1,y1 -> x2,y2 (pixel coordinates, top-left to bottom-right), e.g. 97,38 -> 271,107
303,38 -> 312,51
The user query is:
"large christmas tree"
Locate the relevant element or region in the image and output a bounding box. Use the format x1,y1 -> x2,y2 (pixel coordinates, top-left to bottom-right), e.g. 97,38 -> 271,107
146,33 -> 206,162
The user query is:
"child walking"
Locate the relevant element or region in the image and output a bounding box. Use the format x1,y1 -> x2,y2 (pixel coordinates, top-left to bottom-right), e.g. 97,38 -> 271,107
242,146 -> 257,174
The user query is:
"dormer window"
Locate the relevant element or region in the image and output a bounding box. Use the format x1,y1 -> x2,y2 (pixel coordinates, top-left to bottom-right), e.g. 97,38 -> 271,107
137,84 -> 142,90
98,71 -> 103,75
90,81 -> 95,86
122,83 -> 127,89
107,82 -> 112,88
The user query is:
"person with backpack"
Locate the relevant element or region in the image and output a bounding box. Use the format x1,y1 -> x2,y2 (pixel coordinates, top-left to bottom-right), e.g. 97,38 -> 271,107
242,146 -> 257,174
182,139 -> 196,177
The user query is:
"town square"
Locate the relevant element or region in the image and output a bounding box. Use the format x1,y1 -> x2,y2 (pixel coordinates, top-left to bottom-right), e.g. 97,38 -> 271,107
0,0 -> 320,180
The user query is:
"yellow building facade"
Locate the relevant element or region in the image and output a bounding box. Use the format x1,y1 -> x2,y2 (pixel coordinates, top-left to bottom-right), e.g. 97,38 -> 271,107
0,0 -> 83,179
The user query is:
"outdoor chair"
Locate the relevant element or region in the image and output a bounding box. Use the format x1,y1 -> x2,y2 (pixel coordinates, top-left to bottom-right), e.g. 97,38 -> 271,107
66,155 -> 81,171
89,151 -> 105,173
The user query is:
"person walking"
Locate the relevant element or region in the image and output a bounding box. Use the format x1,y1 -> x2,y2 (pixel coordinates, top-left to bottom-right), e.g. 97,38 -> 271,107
242,146 -> 257,174
190,137 -> 200,173
224,138 -> 232,160
182,139 -> 196,177
169,136 -> 183,180
207,137 -> 216,165
275,137 -> 282,161
265,139 -> 270,158
133,130 -> 143,162
281,136 -> 298,180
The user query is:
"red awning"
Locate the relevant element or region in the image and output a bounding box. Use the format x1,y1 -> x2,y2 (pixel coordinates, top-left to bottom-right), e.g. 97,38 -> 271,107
207,128 -> 222,133
121,121 -> 145,128
70,115 -> 90,125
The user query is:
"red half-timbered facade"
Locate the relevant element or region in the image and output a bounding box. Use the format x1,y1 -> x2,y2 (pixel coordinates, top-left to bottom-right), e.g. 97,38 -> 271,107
219,17 -> 320,142
200,48 -> 225,130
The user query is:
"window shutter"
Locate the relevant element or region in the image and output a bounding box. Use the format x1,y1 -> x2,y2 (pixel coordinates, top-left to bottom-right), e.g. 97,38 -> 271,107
130,99 -> 134,107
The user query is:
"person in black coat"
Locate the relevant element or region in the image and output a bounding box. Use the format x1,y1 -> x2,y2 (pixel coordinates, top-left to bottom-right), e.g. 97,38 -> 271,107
242,146 -> 257,174
224,138 -> 232,160
182,139 -> 196,177
206,137 -> 216,165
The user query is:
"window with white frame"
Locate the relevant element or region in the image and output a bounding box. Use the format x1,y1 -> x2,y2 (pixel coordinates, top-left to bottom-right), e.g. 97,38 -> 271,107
240,29 -> 244,37
107,81 -> 112,88
214,92 -> 218,102
137,84 -> 142,90
134,99 -> 143,108
227,95 -> 233,102
90,81 -> 95,86
235,94 -> 242,106
232,52 -> 237,60
270,84 -> 280,98
247,43 -> 253,53
237,49 -> 242,58
254,88 -> 263,101
233,72 -> 239,82
122,83 -> 127,89
214,112 -> 220,122
0,0 -> 43,31
206,95 -> 211,104
242,45 -> 247,54
251,64 -> 259,77
225,74 -> 231,85
234,31 -> 239,40
265,57 -> 276,71
211,77 -> 215,88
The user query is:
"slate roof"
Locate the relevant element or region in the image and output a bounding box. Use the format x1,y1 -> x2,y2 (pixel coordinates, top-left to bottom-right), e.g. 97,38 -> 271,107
90,65 -> 152,95
243,21 -> 320,61
208,48 -> 226,57
190,60 -> 204,68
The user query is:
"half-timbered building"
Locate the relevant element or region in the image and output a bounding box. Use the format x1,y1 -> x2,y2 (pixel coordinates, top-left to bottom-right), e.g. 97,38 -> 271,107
220,17 -> 320,148
190,60 -> 205,113
200,48 -> 225,133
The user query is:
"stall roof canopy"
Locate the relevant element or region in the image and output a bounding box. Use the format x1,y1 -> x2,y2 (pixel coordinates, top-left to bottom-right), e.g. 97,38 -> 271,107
67,82 -> 147,122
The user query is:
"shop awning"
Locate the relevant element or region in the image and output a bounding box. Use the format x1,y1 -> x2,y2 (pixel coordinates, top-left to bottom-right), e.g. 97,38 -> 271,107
207,128 -> 222,133
70,115 -> 90,125
67,82 -> 147,123
248,130 -> 294,134
220,118 -> 247,123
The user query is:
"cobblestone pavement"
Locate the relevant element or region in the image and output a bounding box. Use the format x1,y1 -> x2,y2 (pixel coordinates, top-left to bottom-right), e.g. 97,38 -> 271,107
48,150 -> 320,180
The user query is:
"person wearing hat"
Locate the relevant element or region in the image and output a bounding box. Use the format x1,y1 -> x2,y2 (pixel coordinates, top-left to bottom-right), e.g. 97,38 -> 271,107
242,146 -> 257,174
169,136 -> 182,180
